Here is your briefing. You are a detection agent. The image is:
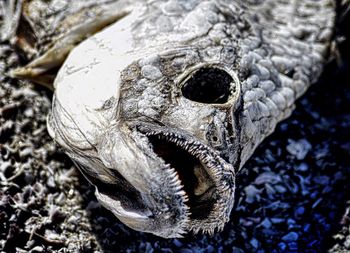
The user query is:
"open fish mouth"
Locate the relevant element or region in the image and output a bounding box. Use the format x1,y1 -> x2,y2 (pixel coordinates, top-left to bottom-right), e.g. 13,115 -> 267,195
136,123 -> 236,234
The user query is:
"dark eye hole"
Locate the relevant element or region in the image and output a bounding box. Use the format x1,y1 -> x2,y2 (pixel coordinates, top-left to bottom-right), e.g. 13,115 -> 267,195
181,67 -> 234,104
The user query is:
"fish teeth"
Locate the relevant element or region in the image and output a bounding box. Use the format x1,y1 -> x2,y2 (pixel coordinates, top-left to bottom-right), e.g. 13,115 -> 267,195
139,125 -> 236,236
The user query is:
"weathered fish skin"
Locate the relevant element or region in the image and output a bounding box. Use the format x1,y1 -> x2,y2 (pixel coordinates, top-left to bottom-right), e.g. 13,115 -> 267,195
7,0 -> 337,238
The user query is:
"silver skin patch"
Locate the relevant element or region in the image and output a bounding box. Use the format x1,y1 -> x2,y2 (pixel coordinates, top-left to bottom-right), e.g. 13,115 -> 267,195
7,0 -> 337,238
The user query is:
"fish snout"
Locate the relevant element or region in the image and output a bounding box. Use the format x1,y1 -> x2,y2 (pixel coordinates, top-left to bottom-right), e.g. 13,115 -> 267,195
90,122 -> 236,237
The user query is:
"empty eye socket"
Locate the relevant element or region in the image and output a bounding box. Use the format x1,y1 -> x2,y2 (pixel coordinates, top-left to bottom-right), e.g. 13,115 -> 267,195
181,67 -> 234,104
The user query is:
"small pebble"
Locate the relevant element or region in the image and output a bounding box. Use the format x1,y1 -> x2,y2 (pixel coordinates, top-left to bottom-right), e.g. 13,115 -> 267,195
271,218 -> 284,224
31,246 -> 44,252
282,232 -> 299,242
232,247 -> 244,253
295,206 -> 305,216
313,176 -> 329,185
250,238 -> 259,249
49,206 -> 66,224
173,239 -> 183,247
296,163 -> 309,172
24,108 -> 34,118
288,242 -> 299,251
206,245 -> 215,253
286,139 -> 312,160
260,218 -> 272,229
274,185 -> 287,193
179,249 -> 193,253
145,242 -> 154,253
244,185 -> 261,203
278,242 -> 287,251
19,147 -> 33,159
312,198 -> 323,209
55,193 -> 66,206
303,224 -> 311,232
254,172 -> 281,185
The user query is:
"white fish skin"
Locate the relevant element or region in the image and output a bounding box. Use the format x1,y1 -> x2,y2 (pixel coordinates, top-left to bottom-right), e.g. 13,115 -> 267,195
8,0 -> 338,238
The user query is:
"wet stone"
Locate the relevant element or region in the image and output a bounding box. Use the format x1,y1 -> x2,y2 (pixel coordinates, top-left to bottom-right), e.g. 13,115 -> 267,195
173,239 -> 183,247
303,224 -> 311,233
286,139 -> 312,160
295,206 -> 305,217
274,185 -> 287,193
179,249 -> 193,253
278,242 -> 287,251
287,219 -> 298,229
271,218 -> 285,224
313,175 -> 330,185
296,163 -> 309,172
344,237 -> 350,249
250,238 -> 259,249
255,172 -> 282,185
206,245 -> 215,253
288,242 -> 299,251
260,218 -> 272,229
232,246 -> 244,253
31,246 -> 44,252
244,185 -> 261,203
282,232 -> 299,242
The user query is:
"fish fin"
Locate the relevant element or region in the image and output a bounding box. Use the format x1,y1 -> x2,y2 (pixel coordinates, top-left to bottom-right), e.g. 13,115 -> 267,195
12,1 -> 134,87
0,0 -> 23,42
11,68 -> 56,90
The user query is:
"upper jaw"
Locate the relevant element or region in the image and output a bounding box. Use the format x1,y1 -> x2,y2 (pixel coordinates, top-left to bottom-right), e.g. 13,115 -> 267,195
133,121 -> 236,235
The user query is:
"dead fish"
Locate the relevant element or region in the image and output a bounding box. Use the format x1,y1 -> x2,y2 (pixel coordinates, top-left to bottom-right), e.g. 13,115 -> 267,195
3,0 -> 343,238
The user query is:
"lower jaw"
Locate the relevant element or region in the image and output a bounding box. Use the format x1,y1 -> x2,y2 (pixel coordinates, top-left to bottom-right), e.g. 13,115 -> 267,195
137,124 -> 236,234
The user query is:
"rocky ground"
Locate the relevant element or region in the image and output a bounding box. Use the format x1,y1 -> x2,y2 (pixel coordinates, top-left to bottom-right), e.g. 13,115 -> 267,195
1,5 -> 350,253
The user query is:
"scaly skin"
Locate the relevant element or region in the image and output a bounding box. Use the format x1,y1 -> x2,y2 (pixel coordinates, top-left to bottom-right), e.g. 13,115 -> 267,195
5,0 -> 337,238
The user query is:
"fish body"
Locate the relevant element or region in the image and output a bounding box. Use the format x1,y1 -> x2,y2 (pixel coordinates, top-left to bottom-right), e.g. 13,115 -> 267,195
7,0 -> 337,238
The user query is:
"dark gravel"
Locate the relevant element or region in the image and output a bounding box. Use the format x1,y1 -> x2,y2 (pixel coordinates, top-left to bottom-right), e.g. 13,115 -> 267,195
1,5 -> 350,253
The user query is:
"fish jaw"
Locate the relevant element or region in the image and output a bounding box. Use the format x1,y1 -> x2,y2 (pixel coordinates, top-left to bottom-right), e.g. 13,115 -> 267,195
44,0 -> 243,238
89,122 -> 235,238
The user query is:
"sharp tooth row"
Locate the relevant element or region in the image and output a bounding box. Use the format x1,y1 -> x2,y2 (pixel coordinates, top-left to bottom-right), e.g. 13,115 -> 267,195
162,165 -> 192,236
144,128 -> 232,193
163,163 -> 192,205
140,126 -> 236,235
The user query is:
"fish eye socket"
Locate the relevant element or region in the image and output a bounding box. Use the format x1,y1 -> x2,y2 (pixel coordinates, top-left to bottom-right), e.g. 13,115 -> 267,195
181,67 -> 234,104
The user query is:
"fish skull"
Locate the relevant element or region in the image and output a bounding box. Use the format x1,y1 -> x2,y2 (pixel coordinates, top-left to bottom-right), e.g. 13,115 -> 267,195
46,1 -> 244,238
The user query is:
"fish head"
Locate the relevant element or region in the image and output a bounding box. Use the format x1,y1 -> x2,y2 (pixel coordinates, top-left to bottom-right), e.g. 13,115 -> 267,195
96,52 -> 241,238
50,1 -> 244,238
